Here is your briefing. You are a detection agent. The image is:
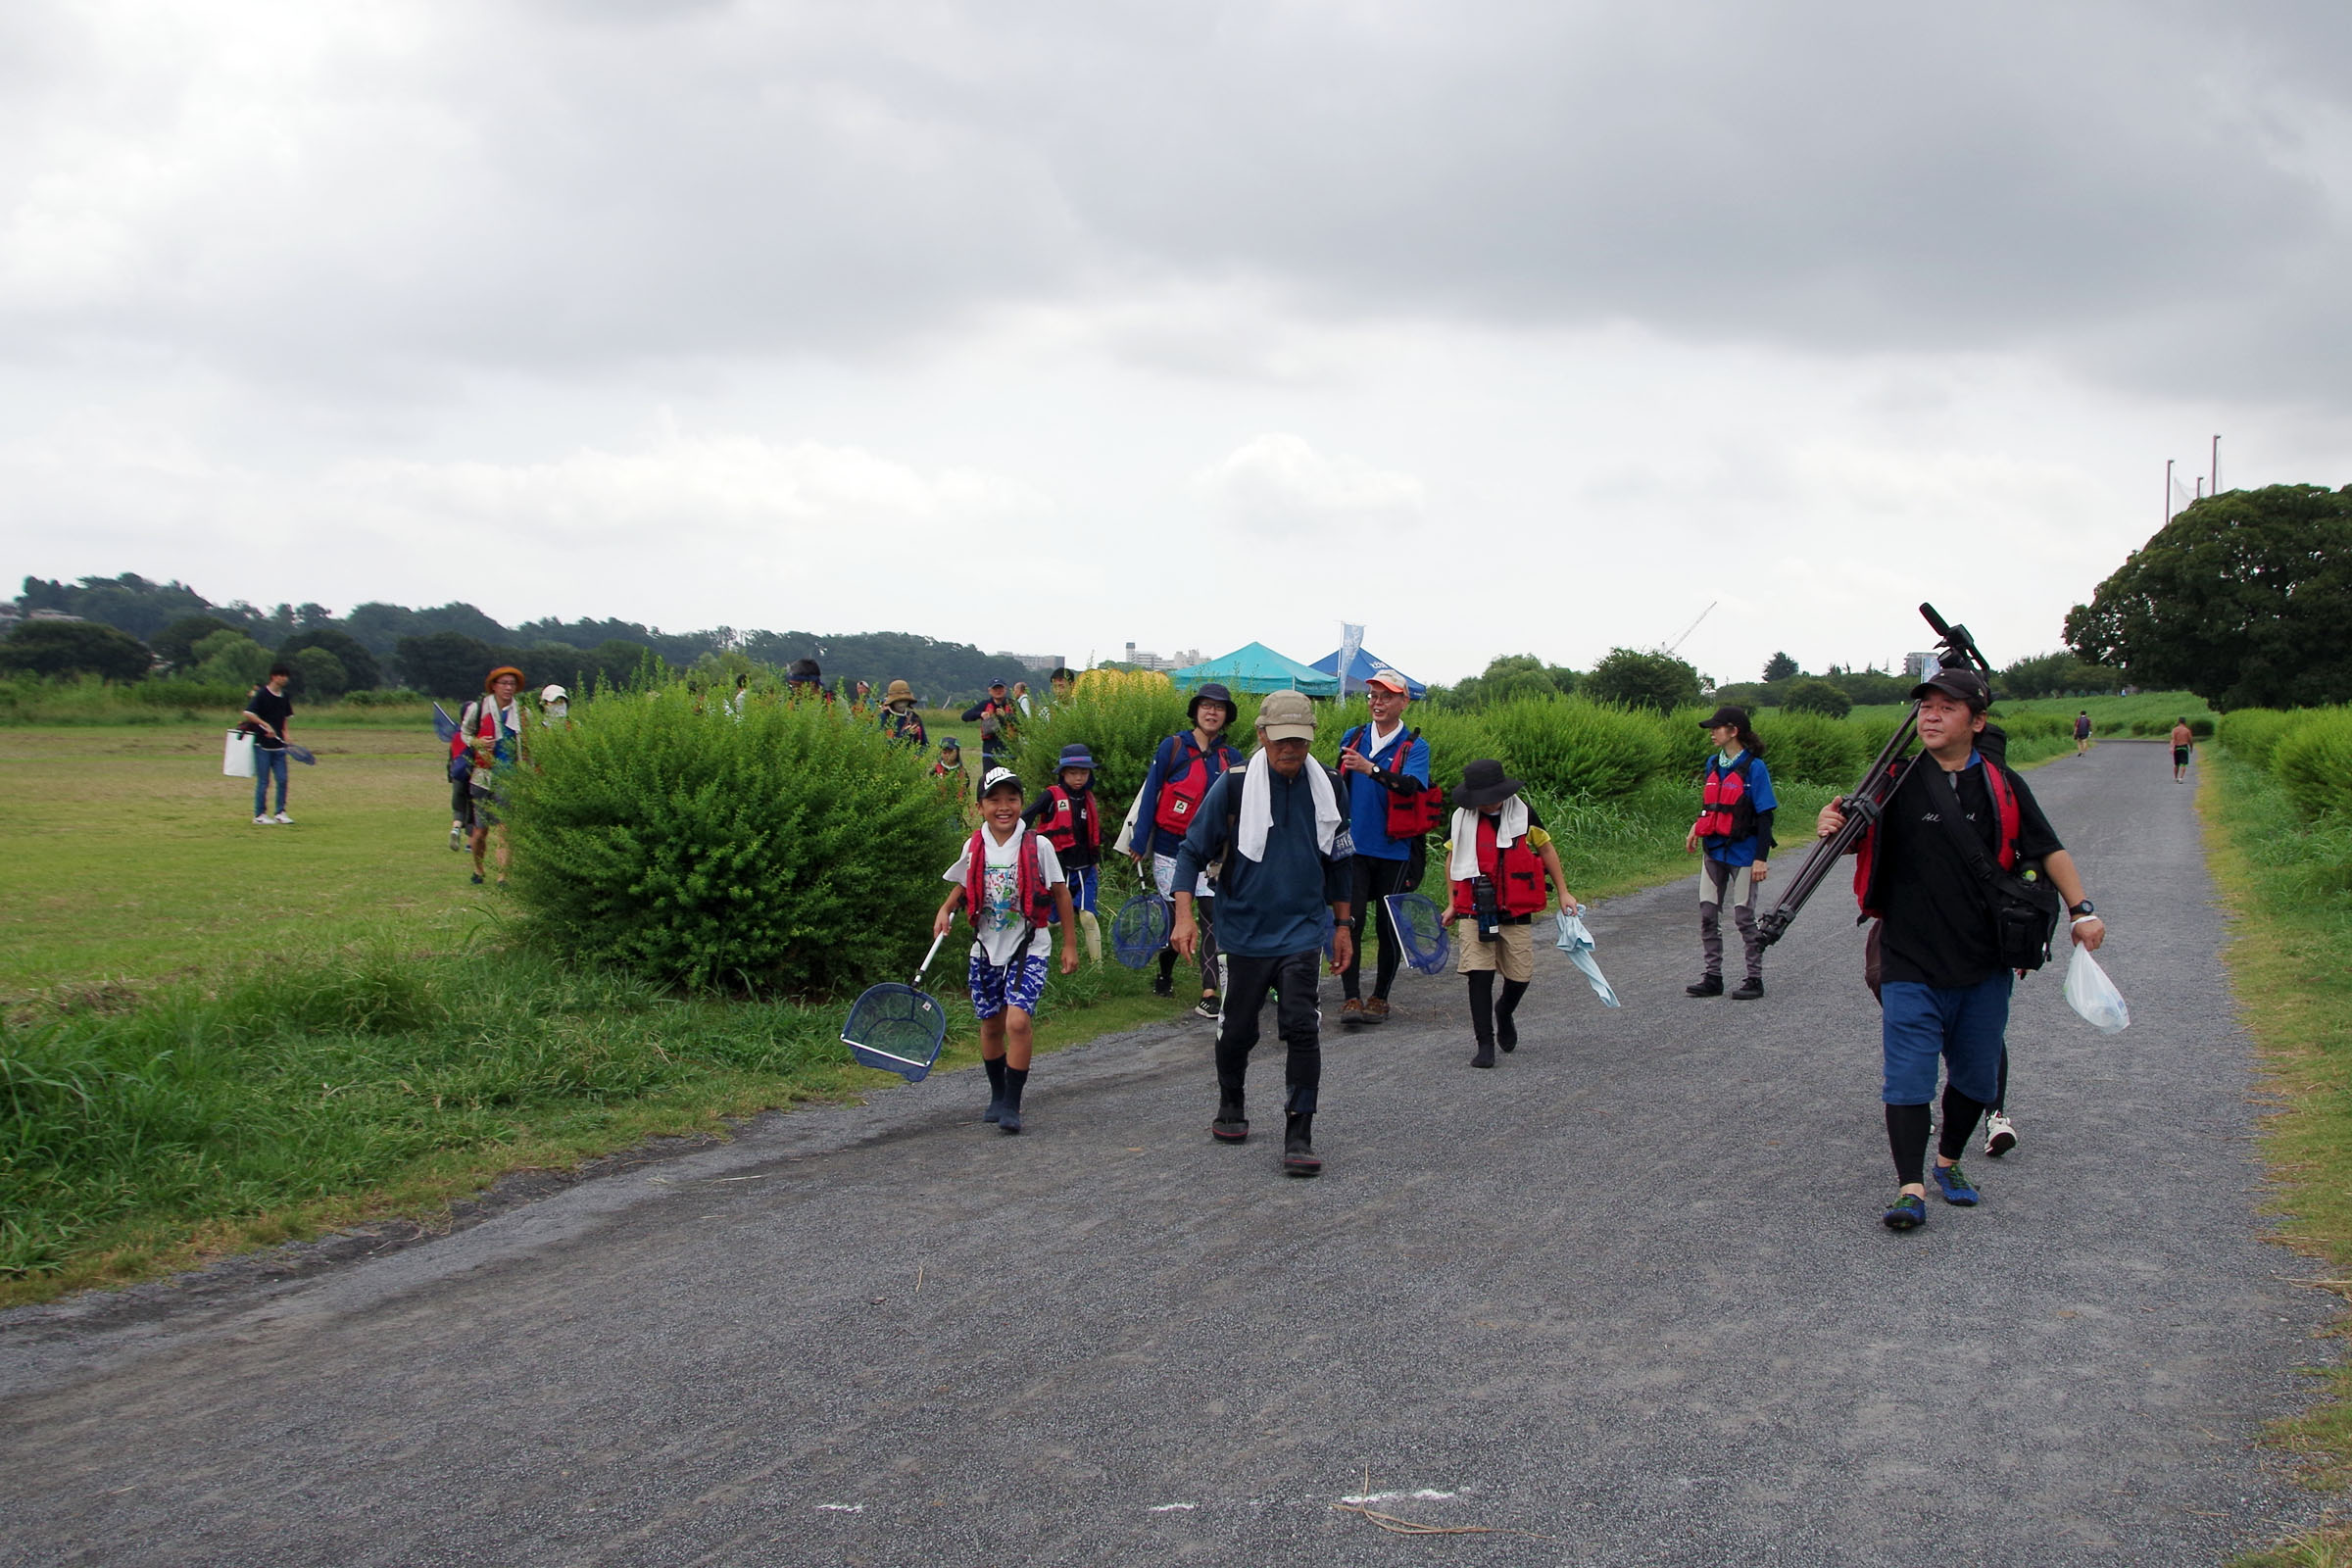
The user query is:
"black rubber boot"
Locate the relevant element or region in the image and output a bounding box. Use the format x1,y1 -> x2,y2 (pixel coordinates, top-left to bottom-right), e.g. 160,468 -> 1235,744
998,1066 -> 1028,1134
1686,975 -> 1724,997
1496,979 -> 1529,1053
1212,1098 -> 1250,1143
1282,1112 -> 1322,1176
982,1055 -> 1006,1124
1468,972 -> 1496,1067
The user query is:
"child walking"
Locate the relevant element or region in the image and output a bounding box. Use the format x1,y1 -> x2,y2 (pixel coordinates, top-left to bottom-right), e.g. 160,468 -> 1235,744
1684,705 -> 1776,1001
1024,743 -> 1105,965
1446,760 -> 1581,1069
936,767 -> 1080,1134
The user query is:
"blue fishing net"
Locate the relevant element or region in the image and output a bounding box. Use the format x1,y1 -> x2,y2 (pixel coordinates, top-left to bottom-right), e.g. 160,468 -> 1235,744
841,981 -> 948,1081
1383,892 -> 1452,976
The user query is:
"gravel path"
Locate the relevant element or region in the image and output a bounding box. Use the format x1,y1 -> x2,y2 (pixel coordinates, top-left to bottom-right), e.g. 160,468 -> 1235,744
1,740 -> 2336,1566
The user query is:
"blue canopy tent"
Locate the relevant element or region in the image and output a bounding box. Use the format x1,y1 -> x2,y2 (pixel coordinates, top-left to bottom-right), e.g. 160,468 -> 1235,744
1168,642 -> 1340,696
1310,648 -> 1427,700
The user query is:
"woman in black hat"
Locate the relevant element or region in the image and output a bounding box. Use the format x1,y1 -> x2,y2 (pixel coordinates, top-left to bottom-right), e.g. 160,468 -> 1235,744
1444,760 -> 1582,1068
1684,705 -> 1776,1001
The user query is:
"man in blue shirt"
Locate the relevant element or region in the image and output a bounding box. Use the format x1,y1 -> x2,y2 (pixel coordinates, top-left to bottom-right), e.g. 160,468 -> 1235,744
1172,691 -> 1353,1177
1334,668 -> 1432,1030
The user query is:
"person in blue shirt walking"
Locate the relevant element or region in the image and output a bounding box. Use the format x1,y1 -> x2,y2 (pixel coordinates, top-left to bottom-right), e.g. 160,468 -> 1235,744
1333,668 -> 1432,1030
1171,691 -> 1353,1178
1685,705 -> 1776,1001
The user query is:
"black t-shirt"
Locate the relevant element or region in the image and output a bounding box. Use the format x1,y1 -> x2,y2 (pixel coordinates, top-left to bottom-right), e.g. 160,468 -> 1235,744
245,686 -> 293,752
1876,758 -> 2062,990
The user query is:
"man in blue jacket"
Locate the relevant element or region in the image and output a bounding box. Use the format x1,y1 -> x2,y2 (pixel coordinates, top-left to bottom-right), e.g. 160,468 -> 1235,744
1334,667 -> 1432,1029
1173,691 -> 1353,1177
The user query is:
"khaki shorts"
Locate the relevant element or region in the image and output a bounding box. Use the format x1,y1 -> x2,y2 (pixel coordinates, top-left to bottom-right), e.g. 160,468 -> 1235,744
1455,918 -> 1535,982
1699,859 -> 1758,909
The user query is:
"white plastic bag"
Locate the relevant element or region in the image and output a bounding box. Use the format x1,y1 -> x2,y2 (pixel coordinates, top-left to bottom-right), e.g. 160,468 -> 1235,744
221,728 -> 256,778
2063,944 -> 2130,1034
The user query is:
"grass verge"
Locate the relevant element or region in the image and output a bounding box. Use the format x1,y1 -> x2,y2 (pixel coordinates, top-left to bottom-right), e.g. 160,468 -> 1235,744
2205,754 -> 2352,1564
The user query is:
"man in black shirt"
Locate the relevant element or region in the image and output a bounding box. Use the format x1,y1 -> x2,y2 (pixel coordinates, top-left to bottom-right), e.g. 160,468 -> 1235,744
1817,666 -> 2105,1231
241,662 -> 296,825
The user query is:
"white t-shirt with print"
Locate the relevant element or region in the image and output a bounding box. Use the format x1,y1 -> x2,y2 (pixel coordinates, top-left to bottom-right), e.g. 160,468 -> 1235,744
943,828 -> 1064,968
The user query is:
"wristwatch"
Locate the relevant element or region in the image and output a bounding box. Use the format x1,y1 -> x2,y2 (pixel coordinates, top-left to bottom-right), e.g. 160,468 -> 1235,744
2069,900 -> 2096,918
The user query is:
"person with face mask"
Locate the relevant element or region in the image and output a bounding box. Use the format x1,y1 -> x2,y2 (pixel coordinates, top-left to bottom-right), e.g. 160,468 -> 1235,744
539,685 -> 569,729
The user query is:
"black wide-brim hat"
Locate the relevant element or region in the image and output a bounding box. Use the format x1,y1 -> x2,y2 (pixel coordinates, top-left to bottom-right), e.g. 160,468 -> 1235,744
1455,758 -> 1524,809
1188,682 -> 1236,724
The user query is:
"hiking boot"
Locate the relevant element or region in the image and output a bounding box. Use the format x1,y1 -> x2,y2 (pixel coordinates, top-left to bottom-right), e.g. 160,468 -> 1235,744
1362,998 -> 1391,1026
1982,1110 -> 2018,1158
1882,1193 -> 1927,1231
1932,1161 -> 1979,1205
1339,998 -> 1363,1032
1152,974 -> 1175,999
1282,1135 -> 1322,1177
1471,1042 -> 1496,1069
1686,975 -> 1724,997
1731,977 -> 1765,1001
1211,1102 -> 1250,1143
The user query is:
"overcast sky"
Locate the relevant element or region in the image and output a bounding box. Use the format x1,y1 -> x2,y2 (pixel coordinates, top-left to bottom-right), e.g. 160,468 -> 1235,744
5,1 -> 2347,684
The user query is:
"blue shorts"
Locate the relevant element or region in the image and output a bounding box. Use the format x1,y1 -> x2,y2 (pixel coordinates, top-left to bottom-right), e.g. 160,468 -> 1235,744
1881,973 -> 2010,1105
1050,864 -> 1099,921
969,951 -> 1049,1020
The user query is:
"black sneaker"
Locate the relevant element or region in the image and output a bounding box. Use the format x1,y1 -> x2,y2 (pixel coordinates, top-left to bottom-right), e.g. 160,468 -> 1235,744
1193,994 -> 1219,1020
1731,977 -> 1765,1001
1152,974 -> 1175,998
1211,1102 -> 1250,1143
1282,1136 -> 1323,1176
1686,975 -> 1724,997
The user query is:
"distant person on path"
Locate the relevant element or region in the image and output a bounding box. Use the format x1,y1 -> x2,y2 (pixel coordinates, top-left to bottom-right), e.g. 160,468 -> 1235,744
2172,718 -> 2194,781
1684,705 -> 1775,1002
1171,691 -> 1353,1177
240,662 -> 296,825
1130,681 -> 1243,1016
1024,744 -> 1105,965
1816,665 -> 2104,1232
1446,760 -> 1582,1069
935,766 -> 1079,1135
454,666 -> 528,887
961,679 -> 1019,769
931,736 -> 971,811
1334,669 -> 1433,1030
2074,710 -> 2092,758
878,680 -> 927,749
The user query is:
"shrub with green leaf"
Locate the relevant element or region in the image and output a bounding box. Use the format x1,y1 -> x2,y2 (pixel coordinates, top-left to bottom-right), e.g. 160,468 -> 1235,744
2271,710 -> 2352,823
190,629 -> 272,689
503,685 -> 966,993
1779,676 -> 1852,719
1310,698 -> 1496,799
2219,708 -> 2298,766
1478,696 -> 1667,800
1750,709 -> 1870,786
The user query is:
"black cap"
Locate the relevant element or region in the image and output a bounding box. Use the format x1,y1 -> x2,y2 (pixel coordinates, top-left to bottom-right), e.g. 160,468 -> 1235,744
1701,705 -> 1748,730
1909,665 -> 1990,710
1188,682 -> 1235,724
787,659 -> 820,682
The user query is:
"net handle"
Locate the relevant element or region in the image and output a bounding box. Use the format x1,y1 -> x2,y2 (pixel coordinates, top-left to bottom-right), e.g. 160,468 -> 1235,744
912,930 -> 947,986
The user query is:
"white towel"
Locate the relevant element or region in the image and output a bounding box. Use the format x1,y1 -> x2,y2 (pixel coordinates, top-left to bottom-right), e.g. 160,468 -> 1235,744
1237,748 -> 1342,863
1447,796 -> 1529,882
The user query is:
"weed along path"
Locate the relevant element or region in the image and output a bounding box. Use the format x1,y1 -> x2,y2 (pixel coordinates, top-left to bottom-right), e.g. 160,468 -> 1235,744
0,742 -> 2335,1565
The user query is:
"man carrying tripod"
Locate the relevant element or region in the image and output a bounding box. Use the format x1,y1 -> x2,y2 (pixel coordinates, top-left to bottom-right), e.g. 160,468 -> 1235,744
1815,665 -> 2105,1231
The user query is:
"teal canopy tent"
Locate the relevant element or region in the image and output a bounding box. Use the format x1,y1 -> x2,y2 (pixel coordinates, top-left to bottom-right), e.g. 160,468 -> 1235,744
1168,642 -> 1340,696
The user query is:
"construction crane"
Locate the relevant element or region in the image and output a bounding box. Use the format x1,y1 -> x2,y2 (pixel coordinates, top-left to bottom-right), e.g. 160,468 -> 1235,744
1663,601 -> 1717,656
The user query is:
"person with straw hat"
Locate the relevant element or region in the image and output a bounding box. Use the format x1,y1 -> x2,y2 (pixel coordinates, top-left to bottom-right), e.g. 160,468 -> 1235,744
452,665 -> 529,887
878,679 -> 927,748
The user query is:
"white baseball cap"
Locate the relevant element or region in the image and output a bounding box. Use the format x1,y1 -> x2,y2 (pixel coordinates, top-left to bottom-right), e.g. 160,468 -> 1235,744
540,684 -> 568,703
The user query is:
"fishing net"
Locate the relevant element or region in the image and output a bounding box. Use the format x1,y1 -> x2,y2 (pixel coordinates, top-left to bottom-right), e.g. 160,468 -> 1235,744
1384,892 -> 1452,976
1111,891 -> 1172,969
841,981 -> 949,1082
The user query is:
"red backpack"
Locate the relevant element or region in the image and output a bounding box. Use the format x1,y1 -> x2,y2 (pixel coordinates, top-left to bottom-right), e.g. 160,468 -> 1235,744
1152,732 -> 1231,836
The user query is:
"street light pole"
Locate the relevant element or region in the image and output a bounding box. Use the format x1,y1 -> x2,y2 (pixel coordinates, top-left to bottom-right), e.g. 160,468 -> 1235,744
2166,458 -> 2175,524
2211,434 -> 2220,494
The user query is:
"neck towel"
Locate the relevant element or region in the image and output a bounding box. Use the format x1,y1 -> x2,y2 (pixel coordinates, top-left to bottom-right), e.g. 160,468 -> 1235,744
1447,797 -> 1530,881
1238,748 -> 1342,863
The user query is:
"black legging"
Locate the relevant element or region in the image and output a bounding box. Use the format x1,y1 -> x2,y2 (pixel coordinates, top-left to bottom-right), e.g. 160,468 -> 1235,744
1160,894 -> 1218,994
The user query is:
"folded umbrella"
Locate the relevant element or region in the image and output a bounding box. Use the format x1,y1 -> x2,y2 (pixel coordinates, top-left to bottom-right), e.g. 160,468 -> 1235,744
1553,908 -> 1622,1008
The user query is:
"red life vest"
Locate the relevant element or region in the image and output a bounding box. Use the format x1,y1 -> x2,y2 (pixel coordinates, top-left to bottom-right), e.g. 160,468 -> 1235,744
1447,813 -> 1548,919
962,827 -> 1056,927
1345,723 -> 1445,837
1036,784 -> 1100,857
1152,731 -> 1232,836
451,699 -> 516,765
1853,755 -> 2023,918
1695,753 -> 1759,841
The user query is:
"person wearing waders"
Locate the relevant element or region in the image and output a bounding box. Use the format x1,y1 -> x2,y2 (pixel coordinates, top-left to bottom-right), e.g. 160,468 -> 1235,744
1816,665 -> 2105,1231
1172,691 -> 1352,1176
1334,668 -> 1433,1031
1131,682 -> 1243,1017
1024,743 -> 1105,965
1684,706 -> 1776,1001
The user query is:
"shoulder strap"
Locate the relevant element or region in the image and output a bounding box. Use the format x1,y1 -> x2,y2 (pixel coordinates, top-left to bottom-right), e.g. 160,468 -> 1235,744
1928,765 -> 2015,892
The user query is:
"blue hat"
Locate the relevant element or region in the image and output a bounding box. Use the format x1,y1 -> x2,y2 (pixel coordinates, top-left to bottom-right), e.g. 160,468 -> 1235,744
1056,743 -> 1098,770
989,676 -> 1008,688
938,735 -> 961,750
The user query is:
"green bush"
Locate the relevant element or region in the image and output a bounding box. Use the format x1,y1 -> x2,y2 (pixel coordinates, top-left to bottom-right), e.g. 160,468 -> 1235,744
1751,710 -> 1870,786
1478,696 -> 1666,801
2128,715 -> 2214,739
340,686 -> 431,709
2272,710 -> 2352,822
191,629 -> 272,688
1779,677 -> 1852,719
503,684 -> 966,993
1658,707 -> 1719,781
0,620 -> 153,682
2219,708 -> 2300,767
1005,669 -> 1229,813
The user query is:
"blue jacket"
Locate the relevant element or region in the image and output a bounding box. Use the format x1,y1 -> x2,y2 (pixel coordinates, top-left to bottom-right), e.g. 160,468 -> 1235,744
1337,721 -> 1432,861
1131,730 -> 1243,858
1172,765 -> 1351,958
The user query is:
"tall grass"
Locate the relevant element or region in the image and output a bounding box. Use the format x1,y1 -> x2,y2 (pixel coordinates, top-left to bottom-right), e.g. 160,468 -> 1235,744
0,672 -> 437,727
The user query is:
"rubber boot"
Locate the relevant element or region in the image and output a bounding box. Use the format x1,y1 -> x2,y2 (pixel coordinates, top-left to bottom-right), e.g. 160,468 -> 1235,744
1212,1096 -> 1250,1143
999,1066 -> 1028,1135
1154,949 -> 1177,997
1079,909 -> 1102,965
1468,972 -> 1496,1068
982,1055 -> 1006,1123
1496,979 -> 1529,1053
1282,1112 -> 1322,1176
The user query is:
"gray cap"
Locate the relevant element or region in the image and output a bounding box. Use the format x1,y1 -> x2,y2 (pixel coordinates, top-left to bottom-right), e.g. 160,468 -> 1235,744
1257,689 -> 1317,742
